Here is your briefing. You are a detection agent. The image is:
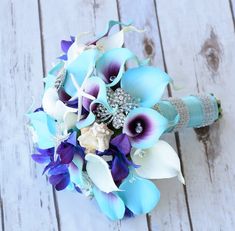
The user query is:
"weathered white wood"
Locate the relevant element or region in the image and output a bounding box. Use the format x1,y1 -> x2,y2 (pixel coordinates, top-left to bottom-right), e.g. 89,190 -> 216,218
229,0 -> 235,29
38,0 -> 149,230
156,0 -> 235,230
0,193 -> 3,231
0,1 -> 58,231
117,1 -> 192,230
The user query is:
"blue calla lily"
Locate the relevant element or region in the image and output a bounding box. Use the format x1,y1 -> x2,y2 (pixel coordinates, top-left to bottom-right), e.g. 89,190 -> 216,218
93,186 -> 125,221
96,48 -> 137,87
121,66 -> 171,107
63,48 -> 100,97
118,173 -> 160,215
68,153 -> 84,186
27,111 -> 56,149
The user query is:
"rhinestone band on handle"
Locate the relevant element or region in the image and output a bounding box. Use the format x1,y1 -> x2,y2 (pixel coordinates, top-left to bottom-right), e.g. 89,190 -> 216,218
193,95 -> 219,127
154,94 -> 220,132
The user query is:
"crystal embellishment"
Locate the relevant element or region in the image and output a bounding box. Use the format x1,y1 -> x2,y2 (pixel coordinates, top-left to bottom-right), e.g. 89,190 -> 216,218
167,98 -> 190,132
94,88 -> 139,129
194,94 -> 218,127
135,123 -> 143,134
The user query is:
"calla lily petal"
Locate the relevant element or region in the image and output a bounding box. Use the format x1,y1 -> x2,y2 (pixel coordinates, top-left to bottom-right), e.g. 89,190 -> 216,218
69,153 -> 84,186
89,20 -> 131,45
27,111 -> 56,149
66,42 -> 86,65
96,26 -> 144,52
121,66 -> 171,107
64,48 -> 99,97
44,62 -> 65,91
63,112 -> 77,131
85,153 -> 119,193
118,173 -> 160,215
96,48 -> 136,87
123,107 -> 168,149
93,186 -> 125,221
42,87 -> 77,122
131,140 -> 185,184
77,77 -> 113,129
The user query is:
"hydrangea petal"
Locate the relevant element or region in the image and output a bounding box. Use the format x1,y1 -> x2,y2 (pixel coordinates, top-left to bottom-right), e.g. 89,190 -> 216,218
131,140 -> 185,183
31,154 -> 50,164
121,66 -> 171,107
57,142 -> 74,164
85,153 -> 119,193
49,164 -> 68,175
118,174 -> 160,215
96,48 -> 136,87
64,49 -> 99,97
93,186 -> 125,221
110,133 -> 131,155
61,36 -> 75,53
111,156 -> 129,182
27,111 -> 56,149
123,107 -> 168,149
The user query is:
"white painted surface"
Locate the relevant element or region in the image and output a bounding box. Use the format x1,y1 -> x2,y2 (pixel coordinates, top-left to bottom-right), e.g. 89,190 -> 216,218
156,0 -> 235,230
0,0 -> 234,230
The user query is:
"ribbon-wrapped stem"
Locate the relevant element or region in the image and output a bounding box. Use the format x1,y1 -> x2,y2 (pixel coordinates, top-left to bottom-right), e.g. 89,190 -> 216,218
154,94 -> 221,132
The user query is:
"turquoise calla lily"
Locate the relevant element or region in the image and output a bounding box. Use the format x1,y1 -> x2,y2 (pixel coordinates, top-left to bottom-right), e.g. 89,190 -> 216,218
68,153 -> 84,186
96,48 -> 137,87
121,66 -> 171,107
44,61 -> 65,91
27,111 -> 56,149
64,48 -> 100,97
118,173 -> 160,215
93,186 -> 125,221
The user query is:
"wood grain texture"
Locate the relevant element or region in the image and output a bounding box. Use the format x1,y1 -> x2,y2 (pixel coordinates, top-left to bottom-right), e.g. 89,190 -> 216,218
117,1 -> 192,230
0,0 -> 58,231
38,0 -> 148,230
156,0 -> 235,230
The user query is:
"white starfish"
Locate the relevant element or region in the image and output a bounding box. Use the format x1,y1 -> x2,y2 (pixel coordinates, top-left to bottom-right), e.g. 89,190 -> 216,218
69,70 -> 96,122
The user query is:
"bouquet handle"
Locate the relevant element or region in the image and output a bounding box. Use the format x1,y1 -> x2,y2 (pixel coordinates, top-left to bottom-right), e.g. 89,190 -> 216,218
154,94 -> 222,132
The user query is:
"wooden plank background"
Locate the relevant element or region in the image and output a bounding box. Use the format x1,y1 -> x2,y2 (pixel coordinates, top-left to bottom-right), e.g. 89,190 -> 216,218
0,0 -> 235,230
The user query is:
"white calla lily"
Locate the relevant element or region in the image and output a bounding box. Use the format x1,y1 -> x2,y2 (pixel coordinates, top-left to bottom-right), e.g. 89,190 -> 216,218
63,111 -> 77,131
66,32 -> 93,65
131,140 -> 185,184
42,87 -> 77,123
96,26 -> 145,52
85,153 -> 120,193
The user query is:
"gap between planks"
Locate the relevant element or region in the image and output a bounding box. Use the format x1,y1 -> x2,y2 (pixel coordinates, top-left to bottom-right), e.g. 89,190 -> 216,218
37,1 -> 61,230
154,1 -> 194,230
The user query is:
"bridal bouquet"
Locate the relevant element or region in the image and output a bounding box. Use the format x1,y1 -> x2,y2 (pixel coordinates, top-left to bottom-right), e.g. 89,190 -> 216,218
27,21 -> 221,220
